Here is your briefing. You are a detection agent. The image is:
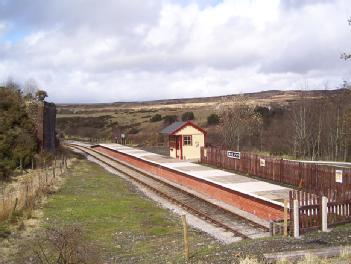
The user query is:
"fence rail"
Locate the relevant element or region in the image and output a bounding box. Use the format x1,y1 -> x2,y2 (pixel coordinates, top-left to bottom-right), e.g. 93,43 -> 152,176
201,147 -> 351,195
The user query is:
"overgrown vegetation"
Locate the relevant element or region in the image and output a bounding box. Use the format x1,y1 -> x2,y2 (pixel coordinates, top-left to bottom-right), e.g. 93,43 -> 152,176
22,224 -> 102,264
56,115 -> 112,138
163,114 -> 178,125
0,83 -> 38,180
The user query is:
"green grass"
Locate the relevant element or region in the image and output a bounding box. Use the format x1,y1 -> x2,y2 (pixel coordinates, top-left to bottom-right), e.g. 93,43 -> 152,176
0,221 -> 11,238
42,159 -> 213,263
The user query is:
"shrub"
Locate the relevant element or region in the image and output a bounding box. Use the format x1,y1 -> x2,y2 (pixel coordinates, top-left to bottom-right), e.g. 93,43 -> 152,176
181,111 -> 195,121
207,113 -> 220,125
163,115 -> 178,125
150,114 -> 162,122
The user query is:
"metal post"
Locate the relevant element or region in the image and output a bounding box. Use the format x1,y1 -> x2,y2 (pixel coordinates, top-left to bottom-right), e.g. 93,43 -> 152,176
321,196 -> 328,232
293,199 -> 299,238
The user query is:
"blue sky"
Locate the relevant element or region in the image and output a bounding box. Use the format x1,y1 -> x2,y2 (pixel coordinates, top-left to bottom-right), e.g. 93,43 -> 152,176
2,28 -> 28,43
0,0 -> 350,103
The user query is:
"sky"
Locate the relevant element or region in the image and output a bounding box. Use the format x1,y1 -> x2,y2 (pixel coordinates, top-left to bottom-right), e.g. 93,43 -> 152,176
0,0 -> 350,103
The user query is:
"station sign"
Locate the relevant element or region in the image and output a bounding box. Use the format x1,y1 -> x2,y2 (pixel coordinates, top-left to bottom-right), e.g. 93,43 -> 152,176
260,158 -> 266,167
335,170 -> 343,183
227,151 -> 240,159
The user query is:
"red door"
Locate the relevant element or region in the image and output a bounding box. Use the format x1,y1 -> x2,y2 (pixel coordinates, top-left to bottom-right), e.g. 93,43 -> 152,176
175,136 -> 182,159
175,136 -> 179,158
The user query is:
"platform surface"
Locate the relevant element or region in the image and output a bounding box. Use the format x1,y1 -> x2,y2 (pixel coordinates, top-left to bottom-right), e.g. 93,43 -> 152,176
96,144 -> 293,207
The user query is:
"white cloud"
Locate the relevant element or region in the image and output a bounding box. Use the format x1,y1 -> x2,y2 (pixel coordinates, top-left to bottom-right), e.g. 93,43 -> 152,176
0,0 -> 350,103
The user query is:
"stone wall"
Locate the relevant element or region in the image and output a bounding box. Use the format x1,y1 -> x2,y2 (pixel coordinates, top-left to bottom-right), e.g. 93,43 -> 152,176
43,102 -> 56,151
26,100 -> 57,152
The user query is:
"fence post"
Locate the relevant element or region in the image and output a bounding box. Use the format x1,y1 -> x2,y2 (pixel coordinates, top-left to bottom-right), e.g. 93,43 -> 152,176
284,200 -> 288,237
293,199 -> 299,238
321,196 -> 328,232
53,157 -> 56,178
181,215 -> 189,260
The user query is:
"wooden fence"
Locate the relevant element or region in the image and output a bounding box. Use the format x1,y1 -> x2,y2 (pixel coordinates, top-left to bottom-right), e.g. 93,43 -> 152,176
326,189 -> 351,227
201,147 -> 351,195
289,190 -> 351,235
289,190 -> 321,234
0,157 -> 70,222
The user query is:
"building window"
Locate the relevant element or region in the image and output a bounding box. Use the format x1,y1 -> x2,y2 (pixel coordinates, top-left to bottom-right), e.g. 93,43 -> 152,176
183,135 -> 192,146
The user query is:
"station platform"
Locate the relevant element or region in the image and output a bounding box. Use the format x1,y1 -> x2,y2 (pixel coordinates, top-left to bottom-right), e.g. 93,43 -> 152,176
91,144 -> 293,222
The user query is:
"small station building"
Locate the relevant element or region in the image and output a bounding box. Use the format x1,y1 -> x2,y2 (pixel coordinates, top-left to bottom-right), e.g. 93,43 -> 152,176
160,121 -> 206,160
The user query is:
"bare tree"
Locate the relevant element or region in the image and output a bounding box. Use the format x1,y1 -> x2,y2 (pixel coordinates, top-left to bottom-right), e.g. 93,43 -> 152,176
23,78 -> 39,98
341,17 -> 351,60
218,95 -> 262,150
289,85 -> 351,161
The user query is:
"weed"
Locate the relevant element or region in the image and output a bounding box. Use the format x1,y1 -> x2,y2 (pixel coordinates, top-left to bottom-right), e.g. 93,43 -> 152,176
239,256 -> 260,264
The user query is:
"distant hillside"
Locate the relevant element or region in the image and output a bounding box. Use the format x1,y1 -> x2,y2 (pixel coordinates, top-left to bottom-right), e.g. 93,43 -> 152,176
56,88 -> 351,159
57,89 -> 342,111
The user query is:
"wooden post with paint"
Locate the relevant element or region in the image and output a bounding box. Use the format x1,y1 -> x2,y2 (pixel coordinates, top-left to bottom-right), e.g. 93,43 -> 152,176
321,196 -> 328,232
293,199 -> 299,238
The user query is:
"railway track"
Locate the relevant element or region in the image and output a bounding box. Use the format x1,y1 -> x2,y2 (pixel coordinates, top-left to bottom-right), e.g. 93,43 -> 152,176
68,143 -> 270,240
